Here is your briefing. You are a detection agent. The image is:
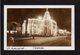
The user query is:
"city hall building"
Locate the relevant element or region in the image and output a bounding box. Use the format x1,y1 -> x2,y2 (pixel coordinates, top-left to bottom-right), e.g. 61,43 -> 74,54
25,9 -> 58,36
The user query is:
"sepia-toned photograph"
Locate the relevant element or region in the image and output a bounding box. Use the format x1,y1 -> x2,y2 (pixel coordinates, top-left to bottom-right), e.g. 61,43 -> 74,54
4,5 -> 75,50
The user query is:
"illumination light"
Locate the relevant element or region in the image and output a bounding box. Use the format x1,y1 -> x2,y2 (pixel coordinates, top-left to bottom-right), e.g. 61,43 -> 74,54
38,16 -> 42,20
22,20 -> 26,34
7,30 -> 9,33
26,8 -> 58,36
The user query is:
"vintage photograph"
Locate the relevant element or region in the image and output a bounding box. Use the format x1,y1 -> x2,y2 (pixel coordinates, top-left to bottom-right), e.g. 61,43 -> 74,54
4,5 -> 75,50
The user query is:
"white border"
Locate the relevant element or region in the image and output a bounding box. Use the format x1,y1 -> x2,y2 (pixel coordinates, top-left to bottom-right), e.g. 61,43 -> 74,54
4,5 -> 75,50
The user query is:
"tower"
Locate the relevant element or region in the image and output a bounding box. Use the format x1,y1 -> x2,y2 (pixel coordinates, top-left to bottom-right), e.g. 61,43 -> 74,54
43,8 -> 51,20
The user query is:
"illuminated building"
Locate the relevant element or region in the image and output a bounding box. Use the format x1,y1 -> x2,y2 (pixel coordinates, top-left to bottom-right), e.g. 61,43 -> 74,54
26,8 -> 58,36
22,20 -> 27,34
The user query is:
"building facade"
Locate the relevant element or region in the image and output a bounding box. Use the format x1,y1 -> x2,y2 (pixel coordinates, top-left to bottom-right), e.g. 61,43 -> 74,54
27,9 -> 58,36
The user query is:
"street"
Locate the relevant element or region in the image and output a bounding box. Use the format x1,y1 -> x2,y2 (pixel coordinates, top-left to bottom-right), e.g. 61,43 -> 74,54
7,36 -> 71,46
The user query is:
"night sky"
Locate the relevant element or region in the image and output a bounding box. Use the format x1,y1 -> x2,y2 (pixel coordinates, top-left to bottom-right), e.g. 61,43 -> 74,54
7,8 -> 71,31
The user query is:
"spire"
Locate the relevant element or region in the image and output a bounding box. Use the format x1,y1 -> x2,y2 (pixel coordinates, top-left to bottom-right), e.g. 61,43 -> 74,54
43,8 -> 51,20
46,8 -> 48,11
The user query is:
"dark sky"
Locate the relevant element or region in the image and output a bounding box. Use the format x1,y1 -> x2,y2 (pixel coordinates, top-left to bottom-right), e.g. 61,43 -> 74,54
7,8 -> 71,31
